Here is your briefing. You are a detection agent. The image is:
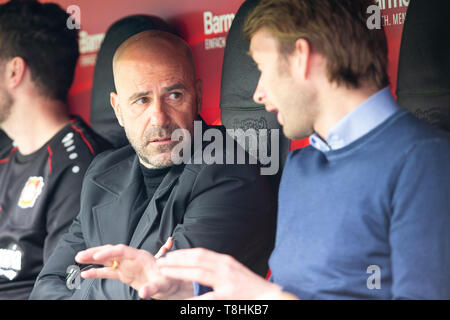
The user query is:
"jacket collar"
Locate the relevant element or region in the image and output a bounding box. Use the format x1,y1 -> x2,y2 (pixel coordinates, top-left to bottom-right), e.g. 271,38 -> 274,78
91,148 -> 186,198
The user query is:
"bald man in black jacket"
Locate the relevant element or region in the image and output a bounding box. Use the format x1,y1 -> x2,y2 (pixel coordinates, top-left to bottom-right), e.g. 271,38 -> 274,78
30,30 -> 276,300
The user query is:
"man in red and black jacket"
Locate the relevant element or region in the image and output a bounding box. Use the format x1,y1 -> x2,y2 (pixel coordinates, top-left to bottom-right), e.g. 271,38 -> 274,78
0,1 -> 111,299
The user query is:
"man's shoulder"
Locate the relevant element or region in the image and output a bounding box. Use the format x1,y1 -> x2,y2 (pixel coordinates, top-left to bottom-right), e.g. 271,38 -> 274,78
46,117 -> 113,172
83,144 -> 135,177
62,116 -> 112,155
383,111 -> 450,156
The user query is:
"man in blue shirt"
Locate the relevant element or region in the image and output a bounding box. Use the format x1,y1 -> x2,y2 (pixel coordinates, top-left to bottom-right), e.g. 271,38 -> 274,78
74,0 -> 450,299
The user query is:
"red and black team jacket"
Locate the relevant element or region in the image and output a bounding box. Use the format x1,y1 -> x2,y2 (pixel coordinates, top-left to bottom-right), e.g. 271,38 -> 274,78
0,116 -> 112,299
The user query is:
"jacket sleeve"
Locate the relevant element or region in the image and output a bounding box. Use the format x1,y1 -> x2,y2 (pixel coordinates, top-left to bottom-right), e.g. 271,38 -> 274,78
390,140 -> 450,299
31,206 -> 139,300
30,151 -> 140,300
29,152 -> 131,300
29,212 -> 86,299
169,163 -> 277,277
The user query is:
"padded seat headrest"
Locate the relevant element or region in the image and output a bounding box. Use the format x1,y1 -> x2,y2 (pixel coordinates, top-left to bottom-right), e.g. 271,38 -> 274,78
221,0 -> 263,113
90,15 -> 174,148
397,0 -> 450,131
220,0 -> 290,192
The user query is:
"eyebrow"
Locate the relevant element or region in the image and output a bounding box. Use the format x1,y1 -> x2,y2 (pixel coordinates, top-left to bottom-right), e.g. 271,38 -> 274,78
127,83 -> 187,103
163,83 -> 186,92
128,91 -> 150,103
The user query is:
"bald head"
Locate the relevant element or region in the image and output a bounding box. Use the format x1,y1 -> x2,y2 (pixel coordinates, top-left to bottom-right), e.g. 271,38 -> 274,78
113,30 -> 196,83
109,30 -> 202,169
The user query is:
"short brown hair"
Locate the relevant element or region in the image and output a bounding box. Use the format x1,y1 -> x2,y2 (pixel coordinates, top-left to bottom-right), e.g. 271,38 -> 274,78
0,1 -> 79,101
243,0 -> 389,89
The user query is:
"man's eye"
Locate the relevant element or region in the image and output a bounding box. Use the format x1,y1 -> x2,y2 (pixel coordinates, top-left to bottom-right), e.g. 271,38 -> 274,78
169,92 -> 182,100
135,97 -> 149,105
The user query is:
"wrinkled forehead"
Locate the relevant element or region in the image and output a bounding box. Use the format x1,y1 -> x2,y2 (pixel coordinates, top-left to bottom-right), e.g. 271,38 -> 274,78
113,39 -> 195,90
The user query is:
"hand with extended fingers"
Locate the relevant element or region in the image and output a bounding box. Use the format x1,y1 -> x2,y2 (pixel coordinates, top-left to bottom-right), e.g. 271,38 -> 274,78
75,243 -> 297,300
156,247 -> 288,300
74,237 -> 194,299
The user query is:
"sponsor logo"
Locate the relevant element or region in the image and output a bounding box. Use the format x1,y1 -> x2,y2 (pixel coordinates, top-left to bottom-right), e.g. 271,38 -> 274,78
78,30 -> 105,66
203,11 -> 235,50
203,11 -> 234,35
368,1 -> 409,29
376,0 -> 410,10
18,177 -> 45,209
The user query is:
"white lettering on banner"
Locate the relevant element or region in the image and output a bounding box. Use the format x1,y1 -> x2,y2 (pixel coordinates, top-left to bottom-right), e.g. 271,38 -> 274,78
79,54 -> 97,67
203,12 -> 235,35
205,36 -> 226,50
78,31 -> 105,66
79,31 -> 105,54
374,0 -> 409,28
203,11 -> 234,51
392,12 -> 406,25
382,14 -> 390,26
379,11 -> 407,27
377,0 -> 409,10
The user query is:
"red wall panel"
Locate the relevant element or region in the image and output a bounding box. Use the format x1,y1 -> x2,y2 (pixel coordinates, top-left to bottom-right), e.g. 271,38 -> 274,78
1,0 -> 410,148
40,0 -> 244,125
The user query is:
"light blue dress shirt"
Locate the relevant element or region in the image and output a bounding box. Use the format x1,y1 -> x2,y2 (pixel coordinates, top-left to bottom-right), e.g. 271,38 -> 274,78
309,87 -> 399,152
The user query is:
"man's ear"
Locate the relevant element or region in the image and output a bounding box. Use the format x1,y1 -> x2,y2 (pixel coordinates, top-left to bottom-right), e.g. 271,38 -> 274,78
6,57 -> 26,89
110,92 -> 124,127
195,79 -> 203,114
292,38 -> 312,81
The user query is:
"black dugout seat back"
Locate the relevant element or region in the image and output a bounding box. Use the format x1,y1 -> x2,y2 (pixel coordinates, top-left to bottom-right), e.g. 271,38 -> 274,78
90,15 -> 174,148
220,0 -> 290,197
397,0 -> 450,132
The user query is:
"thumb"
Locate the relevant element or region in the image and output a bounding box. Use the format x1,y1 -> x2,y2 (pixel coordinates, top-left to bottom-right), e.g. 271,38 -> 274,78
155,237 -> 173,259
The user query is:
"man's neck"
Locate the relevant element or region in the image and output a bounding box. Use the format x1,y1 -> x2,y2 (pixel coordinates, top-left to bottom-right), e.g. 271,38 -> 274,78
2,96 -> 70,155
313,84 -> 380,140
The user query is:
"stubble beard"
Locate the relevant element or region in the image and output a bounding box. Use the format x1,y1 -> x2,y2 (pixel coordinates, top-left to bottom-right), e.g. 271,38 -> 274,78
0,87 -> 13,126
126,122 -> 180,169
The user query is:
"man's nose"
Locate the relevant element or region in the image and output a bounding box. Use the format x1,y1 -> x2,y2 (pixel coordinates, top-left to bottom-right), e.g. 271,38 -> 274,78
253,78 -> 266,105
148,96 -> 170,126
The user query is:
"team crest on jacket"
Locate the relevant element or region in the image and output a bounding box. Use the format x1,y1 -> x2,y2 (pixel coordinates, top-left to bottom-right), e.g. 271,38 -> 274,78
18,176 -> 45,209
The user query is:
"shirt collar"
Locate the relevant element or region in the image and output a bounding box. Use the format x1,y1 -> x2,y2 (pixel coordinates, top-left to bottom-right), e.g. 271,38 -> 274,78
309,87 -> 399,152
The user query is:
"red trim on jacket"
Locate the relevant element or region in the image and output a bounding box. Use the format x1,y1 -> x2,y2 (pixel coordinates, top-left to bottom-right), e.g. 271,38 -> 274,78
47,145 -> 53,174
71,124 -> 94,154
0,147 -> 18,164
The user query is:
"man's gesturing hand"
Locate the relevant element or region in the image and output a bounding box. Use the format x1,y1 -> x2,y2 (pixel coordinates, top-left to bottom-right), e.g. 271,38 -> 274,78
156,248 -> 284,300
74,238 -> 193,299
